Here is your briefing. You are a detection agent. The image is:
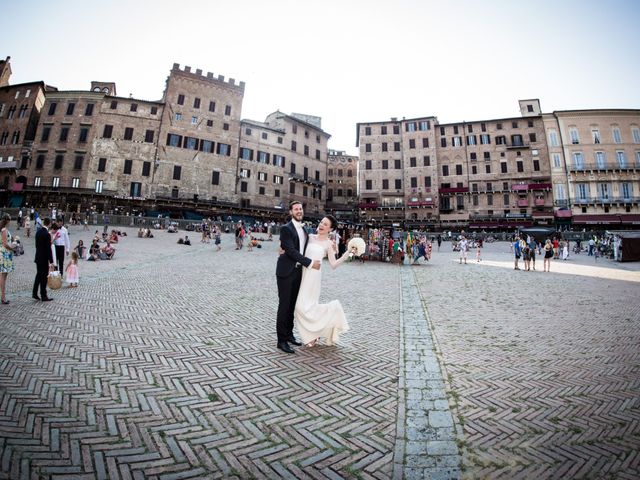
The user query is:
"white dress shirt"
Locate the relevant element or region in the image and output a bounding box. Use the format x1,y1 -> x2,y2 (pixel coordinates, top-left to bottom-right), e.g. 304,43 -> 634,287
292,219 -> 305,253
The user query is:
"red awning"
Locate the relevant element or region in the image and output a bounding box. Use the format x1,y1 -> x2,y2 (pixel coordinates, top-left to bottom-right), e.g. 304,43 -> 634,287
573,214 -> 620,224
554,209 -> 572,218
11,183 -> 24,192
532,211 -> 554,218
619,215 -> 640,224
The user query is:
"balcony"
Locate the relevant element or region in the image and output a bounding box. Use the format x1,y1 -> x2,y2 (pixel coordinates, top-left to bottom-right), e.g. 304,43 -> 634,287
0,161 -> 18,170
439,186 -> 469,194
573,196 -> 640,205
569,162 -> 639,173
517,199 -> 529,207
512,183 -> 552,192
289,173 -> 325,187
506,142 -> 530,149
407,199 -> 435,208
534,198 -> 546,206
554,199 -> 569,207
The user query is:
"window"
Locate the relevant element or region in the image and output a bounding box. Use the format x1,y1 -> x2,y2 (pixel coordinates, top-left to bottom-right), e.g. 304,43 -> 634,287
406,122 -> 416,132
208,101 -> 215,112
212,171 -> 220,185
142,161 -> 151,177
151,106 -> 158,115
315,149 -> 320,160
110,100 -> 118,109
47,102 -> 57,115
394,159 -> 401,169
382,179 -> 389,190
422,138 -> 429,148
365,180 -> 372,190
576,183 -> 588,200
501,162 -> 507,173
592,129 -> 601,144
442,165 -> 449,176
103,125 -> 113,138
480,134 -> 490,145
175,113 -> 182,121
304,145 -> 309,156
393,125 -> 400,134
529,133 -> 537,142
409,139 -> 416,149
98,158 -> 107,172
595,151 -> 605,168
410,177 -> 417,188
130,182 -> 142,197
636,151 -> 640,166
130,103 -> 138,112
470,152 -> 477,161
467,135 -> 476,145
616,151 -> 627,167
240,168 -> 250,178
289,183 -> 296,194
423,155 -> 430,166
59,127 -> 68,142
41,126 -> 51,142
613,127 -> 622,144
240,148 -> 253,160
573,152 -> 584,169
52,177 -> 60,188
533,160 -> 540,171
217,143 -> 230,156
177,94 -> 185,105
223,123 -> 229,131
440,138 -> 447,147
365,160 -> 371,170
569,128 -> 580,144
66,103 -> 75,115
291,140 -> 297,152
193,98 -> 201,109
144,130 -> 154,143
395,179 -> 402,189
382,160 -> 389,169
496,136 -> 506,145
503,194 -> 510,205
365,126 -> 372,135
167,133 -> 182,147
410,157 -> 417,167
274,155 -> 285,167
381,126 -> 387,135
419,121 -> 430,131
382,142 -> 388,152
274,175 -> 283,184
79,127 -> 89,143
485,164 -> 491,173
394,142 -> 401,151
632,128 -> 640,144
173,165 -> 182,180
487,194 -> 493,205
621,182 -> 632,199
512,121 -> 518,129
224,105 -> 231,116
74,155 -> 83,170
424,176 -> 431,187
258,172 -> 267,182
517,161 -> 524,172
206,120 -> 213,127
124,127 -> 134,141
92,179 -> 102,193
553,153 -> 562,168
471,166 -> 477,174
18,105 -> 27,118
455,164 -> 462,175
184,137 -> 198,150
123,159 -> 132,174
554,184 -> 566,200
172,187 -> 179,198
191,116 -> 198,125
302,186 -> 308,197
290,163 -> 296,174
34,176 -> 41,187
453,137 -> 462,147
258,151 -> 270,163
35,154 -> 45,169
72,178 -> 80,188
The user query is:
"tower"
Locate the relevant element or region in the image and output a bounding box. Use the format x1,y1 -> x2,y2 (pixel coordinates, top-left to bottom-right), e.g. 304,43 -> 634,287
0,56 -> 12,87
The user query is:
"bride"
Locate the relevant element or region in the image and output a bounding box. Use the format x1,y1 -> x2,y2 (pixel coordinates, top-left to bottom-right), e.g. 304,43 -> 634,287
295,215 -> 351,347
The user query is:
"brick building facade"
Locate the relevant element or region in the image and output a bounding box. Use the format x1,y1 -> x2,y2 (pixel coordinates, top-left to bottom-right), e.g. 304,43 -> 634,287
326,149 -> 358,221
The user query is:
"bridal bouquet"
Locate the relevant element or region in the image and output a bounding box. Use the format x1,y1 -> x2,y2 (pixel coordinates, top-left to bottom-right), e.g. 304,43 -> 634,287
347,237 -> 366,257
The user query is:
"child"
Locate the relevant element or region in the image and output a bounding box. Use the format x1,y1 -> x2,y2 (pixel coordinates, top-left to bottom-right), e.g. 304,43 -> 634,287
476,244 -> 482,262
66,251 -> 79,287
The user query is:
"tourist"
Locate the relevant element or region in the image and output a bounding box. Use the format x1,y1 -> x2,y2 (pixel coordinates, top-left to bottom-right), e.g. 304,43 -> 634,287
513,236 -> 522,270
65,251 -> 79,288
74,240 -> 86,259
543,239 -> 553,272
1,214 -> 16,304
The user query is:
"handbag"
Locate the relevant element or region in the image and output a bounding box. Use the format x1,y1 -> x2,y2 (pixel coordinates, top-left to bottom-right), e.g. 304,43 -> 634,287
47,270 -> 62,290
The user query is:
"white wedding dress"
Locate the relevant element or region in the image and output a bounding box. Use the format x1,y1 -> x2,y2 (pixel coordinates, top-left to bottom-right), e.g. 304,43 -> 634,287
295,235 -> 349,346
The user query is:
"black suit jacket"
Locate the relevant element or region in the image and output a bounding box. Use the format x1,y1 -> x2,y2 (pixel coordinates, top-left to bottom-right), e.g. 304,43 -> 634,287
276,221 -> 311,278
34,226 -> 54,266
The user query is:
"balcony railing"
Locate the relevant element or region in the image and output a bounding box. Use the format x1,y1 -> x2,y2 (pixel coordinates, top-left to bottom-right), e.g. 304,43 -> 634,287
517,199 -> 529,207
289,173 -> 325,187
574,196 -> 640,204
0,161 -> 18,170
439,186 -> 469,194
512,183 -> 552,191
569,162 -> 639,172
357,202 -> 379,209
506,142 -> 530,149
554,199 -> 569,207
534,198 -> 546,206
407,200 -> 435,207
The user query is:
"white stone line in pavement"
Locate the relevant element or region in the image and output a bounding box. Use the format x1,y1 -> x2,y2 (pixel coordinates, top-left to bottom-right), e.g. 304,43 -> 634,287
449,258 -> 640,283
396,266 -> 461,480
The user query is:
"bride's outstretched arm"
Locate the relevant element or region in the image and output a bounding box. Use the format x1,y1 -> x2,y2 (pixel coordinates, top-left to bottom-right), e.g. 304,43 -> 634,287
326,241 -> 350,270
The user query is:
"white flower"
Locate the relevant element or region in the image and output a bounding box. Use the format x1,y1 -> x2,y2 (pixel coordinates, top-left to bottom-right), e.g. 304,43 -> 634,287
347,237 -> 366,256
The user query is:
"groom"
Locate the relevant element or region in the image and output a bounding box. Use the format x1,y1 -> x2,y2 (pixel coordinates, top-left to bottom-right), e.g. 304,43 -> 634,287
276,201 -> 320,353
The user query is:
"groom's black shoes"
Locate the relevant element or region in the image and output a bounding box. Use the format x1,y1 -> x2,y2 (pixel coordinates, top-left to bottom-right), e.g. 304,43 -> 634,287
287,336 -> 302,346
277,341 -> 295,354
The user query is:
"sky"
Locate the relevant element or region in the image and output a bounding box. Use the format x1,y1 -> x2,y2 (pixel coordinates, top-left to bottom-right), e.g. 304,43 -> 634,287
3,0 -> 640,155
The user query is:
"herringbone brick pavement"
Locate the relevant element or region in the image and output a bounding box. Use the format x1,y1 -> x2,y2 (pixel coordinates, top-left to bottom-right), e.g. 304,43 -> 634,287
412,242 -> 640,479
0,227 -> 400,479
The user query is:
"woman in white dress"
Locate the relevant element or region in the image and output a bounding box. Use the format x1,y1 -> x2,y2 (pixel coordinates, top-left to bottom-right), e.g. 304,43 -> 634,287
295,215 -> 351,347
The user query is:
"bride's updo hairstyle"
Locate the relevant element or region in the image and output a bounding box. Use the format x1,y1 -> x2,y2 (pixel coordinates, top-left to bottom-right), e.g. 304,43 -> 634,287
324,214 -> 338,231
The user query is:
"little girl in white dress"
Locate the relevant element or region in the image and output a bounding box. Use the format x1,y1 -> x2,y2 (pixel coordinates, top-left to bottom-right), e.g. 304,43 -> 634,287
294,215 -> 351,347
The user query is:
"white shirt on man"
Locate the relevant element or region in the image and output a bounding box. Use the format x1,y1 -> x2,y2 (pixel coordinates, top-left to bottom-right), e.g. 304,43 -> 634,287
54,225 -> 71,252
291,219 -> 305,254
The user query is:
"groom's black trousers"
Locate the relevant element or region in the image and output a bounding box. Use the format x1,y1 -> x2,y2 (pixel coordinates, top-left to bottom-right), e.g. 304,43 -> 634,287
276,268 -> 303,343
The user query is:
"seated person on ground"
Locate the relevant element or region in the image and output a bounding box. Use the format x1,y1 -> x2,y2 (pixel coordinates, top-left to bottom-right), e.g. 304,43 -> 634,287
109,230 -> 119,243
100,241 -> 116,260
74,240 -> 86,259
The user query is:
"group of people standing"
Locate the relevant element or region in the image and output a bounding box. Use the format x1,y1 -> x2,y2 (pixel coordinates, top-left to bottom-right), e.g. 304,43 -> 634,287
513,235 -> 555,272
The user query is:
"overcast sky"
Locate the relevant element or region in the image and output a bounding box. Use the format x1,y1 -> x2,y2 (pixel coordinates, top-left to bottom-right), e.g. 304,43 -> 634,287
4,0 -> 640,155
